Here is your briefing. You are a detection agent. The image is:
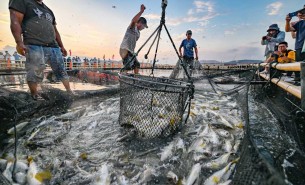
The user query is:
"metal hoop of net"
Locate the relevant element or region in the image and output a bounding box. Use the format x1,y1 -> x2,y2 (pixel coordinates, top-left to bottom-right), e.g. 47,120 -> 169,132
119,73 -> 191,138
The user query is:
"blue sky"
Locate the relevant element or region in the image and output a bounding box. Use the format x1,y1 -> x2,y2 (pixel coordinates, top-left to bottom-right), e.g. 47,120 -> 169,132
0,0 -> 304,64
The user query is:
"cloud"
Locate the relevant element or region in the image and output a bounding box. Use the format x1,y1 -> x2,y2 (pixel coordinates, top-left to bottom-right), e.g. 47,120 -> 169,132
188,9 -> 195,15
224,30 -> 235,35
249,41 -> 259,45
228,48 -> 239,52
0,19 -> 9,24
145,14 -> 161,20
198,20 -> 209,27
266,2 -> 283,15
194,1 -> 214,12
166,1 -> 218,27
0,45 -> 16,55
202,46 -> 263,61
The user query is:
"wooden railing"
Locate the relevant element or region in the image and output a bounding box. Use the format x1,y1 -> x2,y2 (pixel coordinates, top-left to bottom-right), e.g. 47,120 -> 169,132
259,62 -> 305,110
1,58 -> 258,71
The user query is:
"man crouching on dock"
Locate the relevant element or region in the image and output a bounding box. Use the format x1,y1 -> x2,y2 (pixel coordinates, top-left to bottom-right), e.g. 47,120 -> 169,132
119,4 -> 148,74
9,0 -> 73,100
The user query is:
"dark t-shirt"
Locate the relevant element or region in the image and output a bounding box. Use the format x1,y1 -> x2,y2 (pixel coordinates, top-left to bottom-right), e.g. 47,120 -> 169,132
9,0 -> 58,47
292,20 -> 305,50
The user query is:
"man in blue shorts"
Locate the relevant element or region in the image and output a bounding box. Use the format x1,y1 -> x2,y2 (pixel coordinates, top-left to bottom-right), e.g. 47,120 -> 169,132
9,0 -> 72,100
179,30 -> 199,71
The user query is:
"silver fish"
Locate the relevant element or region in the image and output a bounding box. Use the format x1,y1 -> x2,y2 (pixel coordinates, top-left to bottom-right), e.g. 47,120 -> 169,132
94,164 -> 110,185
205,110 -> 233,129
167,171 -> 178,184
204,159 -> 238,185
56,108 -> 86,121
215,129 -> 230,138
14,172 -> 27,184
202,153 -> 231,170
139,166 -> 154,184
188,137 -> 208,153
186,163 -> 201,185
160,141 -> 175,161
224,140 -> 233,153
7,122 -> 29,135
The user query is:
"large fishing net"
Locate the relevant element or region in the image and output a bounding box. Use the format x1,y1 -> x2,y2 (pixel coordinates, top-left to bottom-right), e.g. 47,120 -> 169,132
170,62 -> 305,184
169,59 -> 205,80
119,73 -> 191,138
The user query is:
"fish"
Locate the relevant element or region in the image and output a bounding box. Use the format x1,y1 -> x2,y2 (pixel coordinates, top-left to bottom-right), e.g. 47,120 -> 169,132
205,110 -> 233,129
193,153 -> 209,162
232,140 -> 241,153
56,108 -> 86,121
2,160 -> 13,182
7,122 -> 29,135
160,142 -> 175,161
218,180 -> 232,185
116,130 -> 136,142
215,129 -> 230,138
223,140 -> 233,153
131,172 -> 141,183
203,159 -> 239,185
139,166 -> 154,184
27,157 -> 52,185
94,164 -> 110,185
221,163 -> 236,182
188,137 -> 208,153
117,175 -> 129,185
175,138 -> 186,152
186,163 -> 201,185
201,125 -> 221,146
37,116 -> 56,127
167,171 -> 178,184
202,153 -> 231,170
14,160 -> 29,174
0,158 -> 8,172
27,128 -> 41,141
14,172 -> 27,184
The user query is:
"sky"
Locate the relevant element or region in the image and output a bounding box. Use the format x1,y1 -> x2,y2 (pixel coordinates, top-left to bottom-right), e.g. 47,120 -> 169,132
0,0 -> 304,64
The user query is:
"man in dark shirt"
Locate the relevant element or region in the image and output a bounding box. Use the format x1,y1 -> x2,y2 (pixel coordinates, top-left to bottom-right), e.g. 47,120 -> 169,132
285,8 -> 305,81
9,0 -> 73,100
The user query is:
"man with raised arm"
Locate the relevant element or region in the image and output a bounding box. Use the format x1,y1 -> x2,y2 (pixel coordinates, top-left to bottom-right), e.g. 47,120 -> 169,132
9,0 -> 73,100
285,8 -> 305,82
119,4 -> 148,74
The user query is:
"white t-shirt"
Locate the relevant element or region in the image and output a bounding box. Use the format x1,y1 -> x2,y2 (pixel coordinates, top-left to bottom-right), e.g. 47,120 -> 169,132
120,26 -> 140,53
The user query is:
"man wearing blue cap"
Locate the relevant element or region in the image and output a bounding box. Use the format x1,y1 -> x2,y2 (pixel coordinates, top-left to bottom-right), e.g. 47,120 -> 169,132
120,4 -> 148,74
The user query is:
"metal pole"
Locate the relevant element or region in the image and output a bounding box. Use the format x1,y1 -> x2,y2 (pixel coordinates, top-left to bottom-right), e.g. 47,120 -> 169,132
301,62 -> 305,110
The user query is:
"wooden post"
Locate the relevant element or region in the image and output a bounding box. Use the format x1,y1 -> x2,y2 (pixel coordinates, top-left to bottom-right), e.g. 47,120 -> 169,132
301,62 -> 305,110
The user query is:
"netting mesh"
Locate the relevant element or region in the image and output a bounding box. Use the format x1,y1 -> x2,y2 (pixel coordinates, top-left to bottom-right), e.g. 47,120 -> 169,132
169,60 -> 205,80
206,67 -> 305,185
119,74 -> 190,138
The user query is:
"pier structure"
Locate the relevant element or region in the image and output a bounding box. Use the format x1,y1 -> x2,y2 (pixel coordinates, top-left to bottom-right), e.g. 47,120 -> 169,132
259,62 -> 305,110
